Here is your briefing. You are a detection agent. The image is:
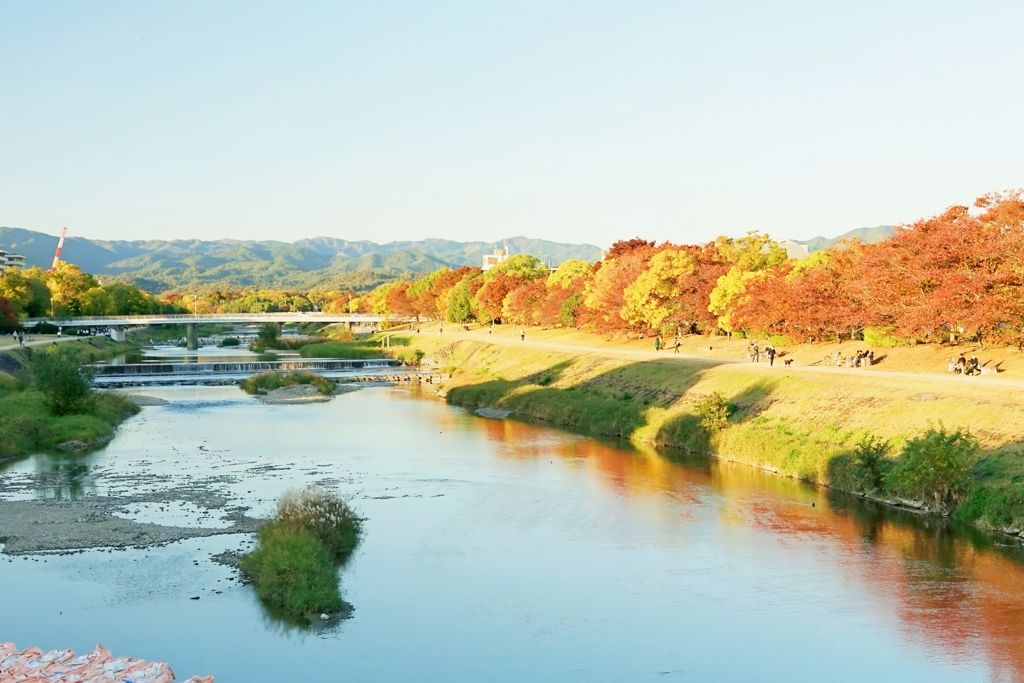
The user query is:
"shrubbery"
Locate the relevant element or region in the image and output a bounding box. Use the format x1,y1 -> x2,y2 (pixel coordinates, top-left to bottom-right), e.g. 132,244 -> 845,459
694,392 -> 730,433
240,487 -> 364,616
851,435 -> 891,494
885,426 -> 977,515
31,347 -> 94,415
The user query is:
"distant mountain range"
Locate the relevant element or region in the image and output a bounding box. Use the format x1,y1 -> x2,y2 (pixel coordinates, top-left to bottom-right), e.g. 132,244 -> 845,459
0,227 -> 602,293
0,225 -> 897,293
794,225 -> 895,252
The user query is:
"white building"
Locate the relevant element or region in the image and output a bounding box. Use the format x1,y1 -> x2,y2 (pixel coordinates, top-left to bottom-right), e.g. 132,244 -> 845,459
777,240 -> 810,260
0,250 -> 27,269
481,246 -> 509,271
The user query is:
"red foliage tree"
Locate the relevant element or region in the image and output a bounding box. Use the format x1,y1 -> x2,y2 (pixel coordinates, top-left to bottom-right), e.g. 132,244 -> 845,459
0,297 -> 17,332
850,204 -> 1023,342
504,279 -> 547,325
604,238 -> 656,261
475,273 -> 525,322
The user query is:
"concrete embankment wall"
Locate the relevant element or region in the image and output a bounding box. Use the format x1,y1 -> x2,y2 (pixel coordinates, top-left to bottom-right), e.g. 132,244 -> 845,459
411,338 -> 1024,529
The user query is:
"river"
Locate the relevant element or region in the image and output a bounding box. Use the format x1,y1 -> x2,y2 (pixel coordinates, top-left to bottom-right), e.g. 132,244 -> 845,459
3,381 -> 1024,682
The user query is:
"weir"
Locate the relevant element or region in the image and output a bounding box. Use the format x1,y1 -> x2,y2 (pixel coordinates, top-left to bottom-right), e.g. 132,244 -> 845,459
90,358 -> 403,377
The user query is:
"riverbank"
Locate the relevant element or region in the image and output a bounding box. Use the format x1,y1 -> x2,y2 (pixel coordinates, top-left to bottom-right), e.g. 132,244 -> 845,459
398,332 -> 1024,533
0,337 -> 140,462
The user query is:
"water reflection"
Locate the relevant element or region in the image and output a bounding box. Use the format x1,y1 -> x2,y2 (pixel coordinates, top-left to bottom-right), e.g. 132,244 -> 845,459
0,451 -> 101,499
470,412 -> 1024,681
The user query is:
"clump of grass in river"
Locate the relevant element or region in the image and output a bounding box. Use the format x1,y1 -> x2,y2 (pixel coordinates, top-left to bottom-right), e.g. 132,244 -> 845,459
239,487 -> 364,617
239,370 -> 335,396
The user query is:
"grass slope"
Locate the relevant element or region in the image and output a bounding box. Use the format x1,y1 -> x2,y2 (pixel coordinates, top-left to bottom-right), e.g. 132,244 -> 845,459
0,338 -> 139,461
405,335 -> 1024,532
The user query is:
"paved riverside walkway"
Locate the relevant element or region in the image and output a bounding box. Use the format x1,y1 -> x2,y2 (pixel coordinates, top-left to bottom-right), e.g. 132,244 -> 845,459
414,322 -> 1024,391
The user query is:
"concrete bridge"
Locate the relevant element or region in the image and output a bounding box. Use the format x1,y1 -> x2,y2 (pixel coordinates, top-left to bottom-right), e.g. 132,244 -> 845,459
23,313 -> 398,350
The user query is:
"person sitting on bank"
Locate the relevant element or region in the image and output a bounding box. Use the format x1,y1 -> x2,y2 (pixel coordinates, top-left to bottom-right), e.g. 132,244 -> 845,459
955,353 -> 967,373
967,354 -> 980,376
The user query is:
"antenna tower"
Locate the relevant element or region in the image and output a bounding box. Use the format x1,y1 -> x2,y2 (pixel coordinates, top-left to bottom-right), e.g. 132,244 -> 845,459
48,227 -> 68,273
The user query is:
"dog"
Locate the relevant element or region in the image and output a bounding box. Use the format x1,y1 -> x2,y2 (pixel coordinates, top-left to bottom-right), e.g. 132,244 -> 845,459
783,359 -> 793,367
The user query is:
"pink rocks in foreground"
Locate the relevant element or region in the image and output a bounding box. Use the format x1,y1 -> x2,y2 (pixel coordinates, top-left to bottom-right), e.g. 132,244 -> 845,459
0,642 -> 212,683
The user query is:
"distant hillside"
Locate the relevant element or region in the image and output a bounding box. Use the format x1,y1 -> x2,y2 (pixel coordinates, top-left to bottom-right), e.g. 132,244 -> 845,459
796,226 -> 895,253
0,228 -> 601,293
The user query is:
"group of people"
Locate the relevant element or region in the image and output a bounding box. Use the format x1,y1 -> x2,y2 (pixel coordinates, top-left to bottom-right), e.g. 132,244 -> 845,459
747,341 -> 779,366
832,349 -> 875,368
652,335 -> 682,353
948,353 -> 982,376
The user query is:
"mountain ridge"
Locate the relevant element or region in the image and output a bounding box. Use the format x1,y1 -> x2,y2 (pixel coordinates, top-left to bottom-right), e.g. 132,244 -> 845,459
0,227 -> 602,292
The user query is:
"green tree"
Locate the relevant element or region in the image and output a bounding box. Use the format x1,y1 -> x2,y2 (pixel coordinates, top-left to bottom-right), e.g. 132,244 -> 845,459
32,347 -> 94,415
885,426 -> 977,515
485,254 -> 548,282
79,287 -> 116,316
446,280 -> 475,322
257,322 -> 281,348
47,262 -> 98,316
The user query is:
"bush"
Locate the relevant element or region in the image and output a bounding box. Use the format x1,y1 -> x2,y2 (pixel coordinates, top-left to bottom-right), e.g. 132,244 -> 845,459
219,337 -> 240,347
885,426 -> 977,515
277,486 -> 363,562
239,371 -> 335,396
851,435 -> 892,494
257,323 -> 281,348
322,325 -> 355,342
32,347 -> 94,416
864,326 -> 909,348
239,487 -> 364,617
239,522 -> 342,615
694,392 -> 730,433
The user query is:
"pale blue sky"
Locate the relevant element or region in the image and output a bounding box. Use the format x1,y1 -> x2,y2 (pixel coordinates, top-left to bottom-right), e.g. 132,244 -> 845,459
2,1 -> 1022,247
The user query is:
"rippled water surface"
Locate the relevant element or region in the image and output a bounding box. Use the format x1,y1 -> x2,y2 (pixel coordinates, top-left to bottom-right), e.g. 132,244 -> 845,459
3,385 -> 1024,682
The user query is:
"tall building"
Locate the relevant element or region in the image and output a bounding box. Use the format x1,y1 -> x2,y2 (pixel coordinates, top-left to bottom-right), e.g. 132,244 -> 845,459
0,250 -> 27,269
481,246 -> 509,271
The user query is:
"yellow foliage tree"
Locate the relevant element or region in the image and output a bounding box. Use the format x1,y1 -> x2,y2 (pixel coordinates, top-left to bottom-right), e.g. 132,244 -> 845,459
621,250 -> 697,330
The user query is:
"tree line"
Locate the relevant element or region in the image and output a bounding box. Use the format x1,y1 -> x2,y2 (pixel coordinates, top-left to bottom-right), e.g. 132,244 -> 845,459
0,262 -> 178,330
364,190 -> 1024,345
3,190 -> 1021,345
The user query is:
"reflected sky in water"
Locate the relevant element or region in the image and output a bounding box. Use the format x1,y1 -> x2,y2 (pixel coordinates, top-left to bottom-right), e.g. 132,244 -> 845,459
2,386 -> 1022,682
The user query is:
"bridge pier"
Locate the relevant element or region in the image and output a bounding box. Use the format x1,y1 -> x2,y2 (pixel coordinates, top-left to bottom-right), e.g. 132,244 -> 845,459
186,323 -> 199,350
108,327 -> 126,342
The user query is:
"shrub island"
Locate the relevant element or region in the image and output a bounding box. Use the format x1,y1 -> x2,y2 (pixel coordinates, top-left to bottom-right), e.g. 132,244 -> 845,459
239,487 -> 364,618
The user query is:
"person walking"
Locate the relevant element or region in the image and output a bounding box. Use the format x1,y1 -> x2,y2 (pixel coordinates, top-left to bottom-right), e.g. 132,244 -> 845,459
752,342 -> 760,363
767,346 -> 776,366
654,337 -> 661,352
673,338 -> 681,354
520,329 -> 525,341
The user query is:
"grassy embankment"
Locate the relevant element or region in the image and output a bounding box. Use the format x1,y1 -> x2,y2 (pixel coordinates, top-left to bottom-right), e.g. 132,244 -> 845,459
398,332 -> 1024,532
240,487 -> 363,617
0,337 -> 139,461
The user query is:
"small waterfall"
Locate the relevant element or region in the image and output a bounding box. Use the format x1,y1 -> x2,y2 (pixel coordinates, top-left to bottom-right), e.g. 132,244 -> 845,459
90,358 -> 403,376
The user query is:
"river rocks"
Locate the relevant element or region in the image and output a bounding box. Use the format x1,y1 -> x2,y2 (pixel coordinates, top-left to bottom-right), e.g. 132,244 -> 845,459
55,440 -> 88,451
475,407 -> 511,419
256,384 -> 332,404
0,486 -> 260,555
127,394 -> 169,406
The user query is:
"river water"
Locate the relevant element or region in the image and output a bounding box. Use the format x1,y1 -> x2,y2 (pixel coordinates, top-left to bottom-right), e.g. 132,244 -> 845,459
3,384 -> 1024,682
